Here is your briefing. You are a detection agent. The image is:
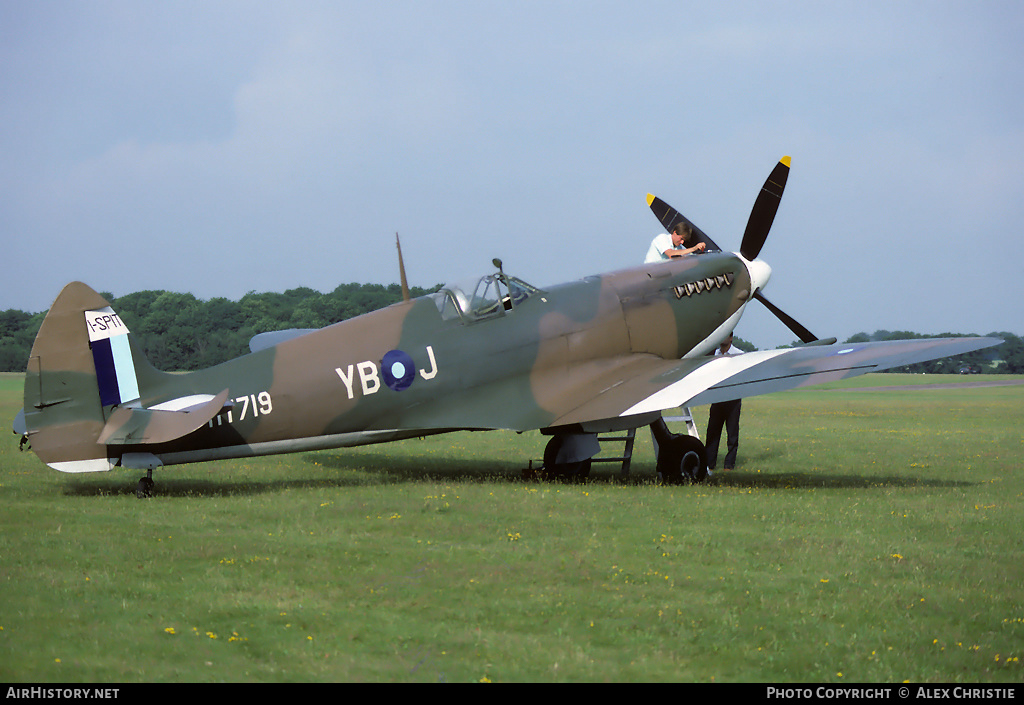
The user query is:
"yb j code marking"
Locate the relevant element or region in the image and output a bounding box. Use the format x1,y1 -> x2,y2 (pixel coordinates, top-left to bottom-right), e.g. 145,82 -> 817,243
335,345 -> 438,400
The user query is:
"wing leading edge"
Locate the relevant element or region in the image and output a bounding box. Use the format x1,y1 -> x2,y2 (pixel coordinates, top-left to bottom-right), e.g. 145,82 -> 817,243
619,336 -> 1003,417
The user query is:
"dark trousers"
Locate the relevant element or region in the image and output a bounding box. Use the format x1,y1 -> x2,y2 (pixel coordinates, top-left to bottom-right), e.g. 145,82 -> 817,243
705,400 -> 741,469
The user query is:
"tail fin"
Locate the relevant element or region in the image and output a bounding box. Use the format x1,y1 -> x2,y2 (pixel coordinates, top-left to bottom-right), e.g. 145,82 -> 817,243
22,282 -> 227,473
23,283 -> 122,472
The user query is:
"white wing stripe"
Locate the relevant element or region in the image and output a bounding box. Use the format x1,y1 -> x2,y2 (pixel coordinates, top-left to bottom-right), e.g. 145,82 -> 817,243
621,349 -> 789,416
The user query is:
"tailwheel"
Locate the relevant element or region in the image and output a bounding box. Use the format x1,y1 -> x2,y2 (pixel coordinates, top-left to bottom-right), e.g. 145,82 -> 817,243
135,471 -> 155,499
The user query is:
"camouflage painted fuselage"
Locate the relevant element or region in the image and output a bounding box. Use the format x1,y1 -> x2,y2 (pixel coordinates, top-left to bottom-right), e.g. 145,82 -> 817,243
23,253 -> 752,472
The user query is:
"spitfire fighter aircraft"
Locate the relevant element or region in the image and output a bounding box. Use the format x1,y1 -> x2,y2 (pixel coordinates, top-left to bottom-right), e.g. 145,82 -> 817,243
15,157 -> 1001,496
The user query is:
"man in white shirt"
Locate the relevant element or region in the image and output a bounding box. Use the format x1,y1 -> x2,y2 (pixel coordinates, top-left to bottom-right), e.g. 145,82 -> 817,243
644,221 -> 707,263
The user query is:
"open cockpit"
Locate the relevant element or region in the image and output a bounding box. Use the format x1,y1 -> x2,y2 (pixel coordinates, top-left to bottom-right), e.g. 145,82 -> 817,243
431,260 -> 541,323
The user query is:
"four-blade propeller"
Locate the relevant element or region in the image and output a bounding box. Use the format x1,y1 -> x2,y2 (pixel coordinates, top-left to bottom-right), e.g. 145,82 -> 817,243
647,156 -> 819,344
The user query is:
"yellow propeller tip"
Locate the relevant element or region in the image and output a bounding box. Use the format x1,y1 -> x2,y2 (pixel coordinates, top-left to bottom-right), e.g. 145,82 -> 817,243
646,193 -> 655,206
781,156 -> 791,167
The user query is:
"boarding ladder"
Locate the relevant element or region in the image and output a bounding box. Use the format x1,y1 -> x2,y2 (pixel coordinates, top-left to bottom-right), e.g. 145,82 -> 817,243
595,406 -> 701,477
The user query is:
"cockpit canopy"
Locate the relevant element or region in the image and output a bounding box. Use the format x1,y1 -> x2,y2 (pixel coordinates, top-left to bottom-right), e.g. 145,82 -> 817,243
432,270 -> 540,323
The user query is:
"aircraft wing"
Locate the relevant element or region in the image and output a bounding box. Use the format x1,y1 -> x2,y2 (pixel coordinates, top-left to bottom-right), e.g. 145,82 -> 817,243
549,336 -> 1002,426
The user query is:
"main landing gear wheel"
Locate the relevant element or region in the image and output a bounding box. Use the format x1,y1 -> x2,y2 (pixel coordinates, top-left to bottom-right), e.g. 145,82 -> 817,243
136,471 -> 155,499
650,418 -> 709,485
657,435 -> 709,485
542,435 -> 592,483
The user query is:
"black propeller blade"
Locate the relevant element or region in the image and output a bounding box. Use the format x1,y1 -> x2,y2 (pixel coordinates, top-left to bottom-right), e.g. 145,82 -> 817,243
752,291 -> 818,344
647,156 -> 818,343
740,156 -> 790,261
646,194 -> 723,253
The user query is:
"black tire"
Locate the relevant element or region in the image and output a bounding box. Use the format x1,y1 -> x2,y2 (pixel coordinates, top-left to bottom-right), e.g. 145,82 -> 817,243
657,435 -> 708,485
542,435 -> 592,483
136,476 -> 154,499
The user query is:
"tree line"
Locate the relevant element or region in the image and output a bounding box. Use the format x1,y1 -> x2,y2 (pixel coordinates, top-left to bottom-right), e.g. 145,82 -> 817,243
0,282 -> 437,373
1,284 -> 1021,374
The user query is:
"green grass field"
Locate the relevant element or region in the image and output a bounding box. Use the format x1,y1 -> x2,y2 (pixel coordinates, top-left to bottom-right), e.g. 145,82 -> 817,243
1,372 -> 1022,682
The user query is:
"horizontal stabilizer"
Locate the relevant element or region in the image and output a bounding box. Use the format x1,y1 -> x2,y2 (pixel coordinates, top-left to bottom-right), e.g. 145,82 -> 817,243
98,390 -> 230,445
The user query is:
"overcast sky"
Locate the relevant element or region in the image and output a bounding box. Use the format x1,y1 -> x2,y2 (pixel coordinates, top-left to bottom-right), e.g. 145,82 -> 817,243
3,0 -> 1021,349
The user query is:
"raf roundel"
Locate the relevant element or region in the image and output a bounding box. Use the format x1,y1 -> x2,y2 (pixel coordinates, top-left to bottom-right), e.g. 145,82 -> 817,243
381,349 -> 417,391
